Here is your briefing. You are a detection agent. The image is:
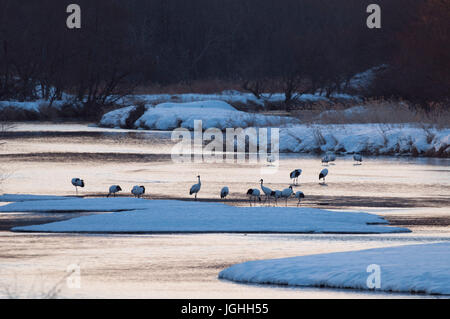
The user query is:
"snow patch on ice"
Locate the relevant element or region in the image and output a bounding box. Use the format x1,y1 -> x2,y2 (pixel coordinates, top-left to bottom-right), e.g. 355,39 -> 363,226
219,242 -> 450,295
7,198 -> 410,234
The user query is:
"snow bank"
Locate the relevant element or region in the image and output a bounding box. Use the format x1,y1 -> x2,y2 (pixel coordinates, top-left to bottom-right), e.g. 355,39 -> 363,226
219,242 -> 450,295
0,101 -> 42,112
8,198 -> 409,234
280,124 -> 450,156
97,105 -> 136,128
101,100 -> 297,130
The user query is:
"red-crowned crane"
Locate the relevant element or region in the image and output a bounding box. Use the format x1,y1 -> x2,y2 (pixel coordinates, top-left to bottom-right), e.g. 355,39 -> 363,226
246,188 -> 261,206
220,186 -> 229,199
289,169 -> 302,186
260,179 -> 272,205
190,175 -> 201,200
319,168 -> 329,184
107,185 -> 122,197
270,190 -> 282,206
295,191 -> 305,206
280,186 -> 294,206
71,178 -> 84,195
131,185 -> 145,198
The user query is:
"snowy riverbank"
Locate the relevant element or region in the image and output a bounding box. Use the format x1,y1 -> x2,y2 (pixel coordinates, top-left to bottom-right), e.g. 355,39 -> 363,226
219,242 -> 450,295
98,100 -> 449,157
1,197 -> 409,234
100,100 -> 297,130
279,124 -> 450,156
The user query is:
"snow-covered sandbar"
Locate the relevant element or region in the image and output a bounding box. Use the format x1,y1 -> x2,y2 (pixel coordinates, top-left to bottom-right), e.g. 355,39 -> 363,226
4,197 -> 410,234
219,242 -> 450,295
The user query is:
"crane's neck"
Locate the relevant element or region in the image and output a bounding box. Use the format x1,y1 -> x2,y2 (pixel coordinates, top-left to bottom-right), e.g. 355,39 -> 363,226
198,177 -> 201,184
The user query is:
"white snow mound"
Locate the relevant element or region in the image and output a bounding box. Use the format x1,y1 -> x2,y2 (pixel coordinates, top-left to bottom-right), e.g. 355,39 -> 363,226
219,242 -> 450,295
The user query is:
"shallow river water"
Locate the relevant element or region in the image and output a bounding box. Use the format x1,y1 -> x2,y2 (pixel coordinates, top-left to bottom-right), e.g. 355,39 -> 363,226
0,123 -> 449,298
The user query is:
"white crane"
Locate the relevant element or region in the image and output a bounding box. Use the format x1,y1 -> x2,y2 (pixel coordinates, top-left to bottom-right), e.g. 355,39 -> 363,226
190,175 -> 201,200
353,154 -> 363,164
220,186 -> 229,199
321,155 -> 330,165
260,179 -> 272,204
289,169 -> 302,185
71,178 -> 85,195
280,186 -> 294,206
295,191 -> 305,206
319,168 -> 328,184
131,185 -> 145,198
270,190 -> 282,206
107,185 -> 122,197
246,188 -> 261,206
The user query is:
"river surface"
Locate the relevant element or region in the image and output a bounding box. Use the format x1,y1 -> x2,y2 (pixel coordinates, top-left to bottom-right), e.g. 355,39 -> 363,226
0,122 -> 449,298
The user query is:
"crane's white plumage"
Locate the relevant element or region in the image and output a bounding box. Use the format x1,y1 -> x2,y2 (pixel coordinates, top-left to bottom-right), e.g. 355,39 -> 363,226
280,186 -> 294,206
295,191 -> 305,206
71,178 -> 84,187
190,175 -> 201,200
289,169 -> 302,185
71,178 -> 84,195
319,168 -> 329,184
220,186 -> 229,199
107,185 -> 122,197
260,179 -> 272,204
270,190 -> 282,206
246,188 -> 261,206
131,185 -> 145,198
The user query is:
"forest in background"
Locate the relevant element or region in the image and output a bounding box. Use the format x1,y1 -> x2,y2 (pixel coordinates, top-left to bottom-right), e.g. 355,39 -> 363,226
0,0 -> 448,119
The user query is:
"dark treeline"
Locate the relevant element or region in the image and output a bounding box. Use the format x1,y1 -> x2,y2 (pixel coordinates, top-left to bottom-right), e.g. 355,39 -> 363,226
0,0 -> 448,118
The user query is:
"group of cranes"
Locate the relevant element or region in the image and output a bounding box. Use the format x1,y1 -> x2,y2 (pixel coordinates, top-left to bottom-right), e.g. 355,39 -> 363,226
322,154 -> 363,165
71,154 -> 362,206
216,153 -> 361,206
71,179 -> 145,198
